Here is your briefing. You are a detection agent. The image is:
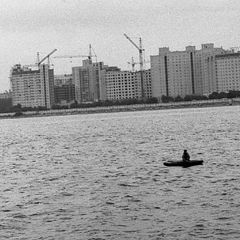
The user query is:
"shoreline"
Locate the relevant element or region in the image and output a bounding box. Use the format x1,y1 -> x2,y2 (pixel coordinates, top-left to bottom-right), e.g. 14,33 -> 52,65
0,98 -> 239,119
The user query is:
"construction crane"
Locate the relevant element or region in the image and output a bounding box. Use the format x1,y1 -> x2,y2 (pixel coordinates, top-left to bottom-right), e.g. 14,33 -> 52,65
230,47 -> 240,53
127,57 -> 136,72
53,44 -> 97,64
38,49 -> 57,66
127,57 -> 150,72
23,49 -> 57,69
124,33 -> 145,100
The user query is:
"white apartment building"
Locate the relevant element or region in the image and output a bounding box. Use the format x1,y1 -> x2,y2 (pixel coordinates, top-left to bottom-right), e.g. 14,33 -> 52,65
10,64 -> 54,108
216,53 -> 240,92
196,44 -> 226,95
99,66 -> 120,101
102,70 -> 137,101
150,43 -> 226,100
100,68 -> 151,101
151,46 -> 196,99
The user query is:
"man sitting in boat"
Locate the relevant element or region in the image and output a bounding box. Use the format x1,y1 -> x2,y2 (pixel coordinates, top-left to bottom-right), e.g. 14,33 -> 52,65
182,150 -> 190,162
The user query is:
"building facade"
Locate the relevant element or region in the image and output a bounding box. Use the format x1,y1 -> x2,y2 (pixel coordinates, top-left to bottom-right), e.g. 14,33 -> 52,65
10,64 -> 54,109
196,44 -> 226,95
72,59 -> 104,103
103,70 -> 137,101
135,69 -> 152,99
99,66 -> 120,101
151,46 -> 196,99
54,74 -> 75,105
0,91 -> 12,113
150,43 -> 226,100
0,91 -> 12,99
216,52 -> 240,93
54,74 -> 73,86
100,68 -> 152,101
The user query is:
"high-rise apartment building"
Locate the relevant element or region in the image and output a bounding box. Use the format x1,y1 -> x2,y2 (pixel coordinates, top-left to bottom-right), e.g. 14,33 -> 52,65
72,59 -> 104,103
151,46 -> 196,99
196,44 -> 226,95
10,64 -> 54,108
216,52 -> 240,93
150,43 -> 226,100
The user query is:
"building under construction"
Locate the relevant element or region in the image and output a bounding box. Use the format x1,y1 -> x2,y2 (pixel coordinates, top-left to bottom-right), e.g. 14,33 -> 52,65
54,45 -> 104,104
72,59 -> 104,103
54,74 -> 75,105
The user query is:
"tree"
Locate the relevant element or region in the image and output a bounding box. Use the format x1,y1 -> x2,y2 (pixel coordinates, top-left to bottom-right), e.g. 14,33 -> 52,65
145,97 -> 158,104
227,90 -> 240,99
184,95 -> 194,101
175,95 -> 183,102
218,92 -> 228,99
209,92 -> 220,99
161,95 -> 174,103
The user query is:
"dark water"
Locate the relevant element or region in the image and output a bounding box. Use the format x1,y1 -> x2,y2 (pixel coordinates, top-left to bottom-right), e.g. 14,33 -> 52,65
0,106 -> 240,239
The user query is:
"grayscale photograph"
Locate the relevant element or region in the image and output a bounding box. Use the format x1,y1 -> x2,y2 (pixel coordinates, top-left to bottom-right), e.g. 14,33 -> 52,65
0,0 -> 240,239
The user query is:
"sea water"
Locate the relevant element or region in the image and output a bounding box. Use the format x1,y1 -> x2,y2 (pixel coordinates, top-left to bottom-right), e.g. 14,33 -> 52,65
0,106 -> 240,239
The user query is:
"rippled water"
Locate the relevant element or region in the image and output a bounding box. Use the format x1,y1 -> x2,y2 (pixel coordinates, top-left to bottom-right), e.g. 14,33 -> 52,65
0,106 -> 240,239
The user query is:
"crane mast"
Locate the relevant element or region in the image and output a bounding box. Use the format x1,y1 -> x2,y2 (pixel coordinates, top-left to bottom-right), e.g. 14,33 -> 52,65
124,33 -> 145,100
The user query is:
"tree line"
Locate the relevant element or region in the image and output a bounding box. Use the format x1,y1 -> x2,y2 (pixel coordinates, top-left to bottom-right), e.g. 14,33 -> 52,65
161,90 -> 240,103
1,90 -> 240,113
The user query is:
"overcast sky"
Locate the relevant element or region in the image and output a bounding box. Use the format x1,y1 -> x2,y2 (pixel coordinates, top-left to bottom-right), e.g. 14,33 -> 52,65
0,0 -> 239,91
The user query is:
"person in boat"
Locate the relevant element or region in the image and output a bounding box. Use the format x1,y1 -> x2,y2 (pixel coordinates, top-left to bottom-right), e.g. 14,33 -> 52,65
182,150 -> 190,162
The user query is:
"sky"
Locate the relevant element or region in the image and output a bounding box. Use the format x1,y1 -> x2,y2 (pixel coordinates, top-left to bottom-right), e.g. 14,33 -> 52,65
0,0 -> 240,92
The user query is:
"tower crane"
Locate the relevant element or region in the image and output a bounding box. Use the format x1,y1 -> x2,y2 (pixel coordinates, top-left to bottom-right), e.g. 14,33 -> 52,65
38,49 -> 57,66
124,33 -> 145,100
127,57 -> 136,72
127,57 -> 150,72
230,47 -> 240,53
53,44 -> 97,64
23,49 -> 57,69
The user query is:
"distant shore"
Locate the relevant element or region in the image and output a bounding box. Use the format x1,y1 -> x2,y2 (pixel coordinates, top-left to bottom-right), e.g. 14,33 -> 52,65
0,98 -> 239,119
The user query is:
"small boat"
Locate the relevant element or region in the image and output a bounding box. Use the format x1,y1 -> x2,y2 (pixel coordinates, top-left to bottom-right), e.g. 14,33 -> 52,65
163,160 -> 204,167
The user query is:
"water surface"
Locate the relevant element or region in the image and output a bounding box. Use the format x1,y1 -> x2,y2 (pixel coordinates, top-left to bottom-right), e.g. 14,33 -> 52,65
0,106 -> 240,239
